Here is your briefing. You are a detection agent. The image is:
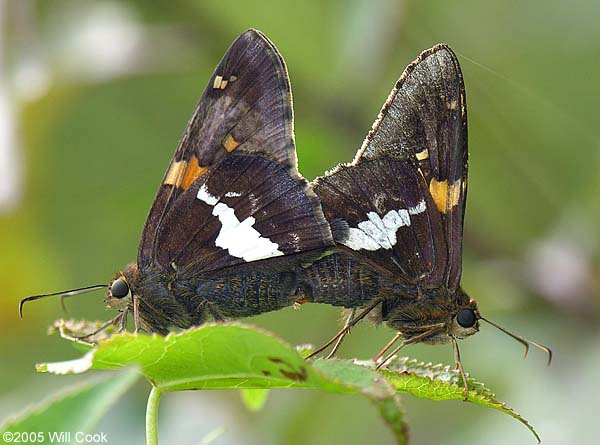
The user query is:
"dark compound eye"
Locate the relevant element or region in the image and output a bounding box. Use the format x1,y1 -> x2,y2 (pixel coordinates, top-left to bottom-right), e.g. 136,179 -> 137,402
456,309 -> 476,328
111,279 -> 129,299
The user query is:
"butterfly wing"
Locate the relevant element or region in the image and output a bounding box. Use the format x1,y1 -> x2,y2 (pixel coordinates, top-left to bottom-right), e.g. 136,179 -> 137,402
315,44 -> 468,290
314,158 -> 447,286
154,152 -> 333,273
138,29 -> 307,268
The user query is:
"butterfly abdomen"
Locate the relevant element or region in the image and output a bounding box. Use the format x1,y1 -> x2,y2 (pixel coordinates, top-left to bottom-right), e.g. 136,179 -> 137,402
185,269 -> 299,319
299,253 -> 381,308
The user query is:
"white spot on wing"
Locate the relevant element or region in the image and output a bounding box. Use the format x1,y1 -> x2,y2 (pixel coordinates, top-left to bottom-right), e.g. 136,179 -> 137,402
212,203 -> 284,261
374,193 -> 386,213
342,207 -> 414,251
197,184 -> 283,261
197,184 -> 218,205
225,191 -> 242,198
247,192 -> 259,213
408,199 -> 426,215
344,228 -> 381,251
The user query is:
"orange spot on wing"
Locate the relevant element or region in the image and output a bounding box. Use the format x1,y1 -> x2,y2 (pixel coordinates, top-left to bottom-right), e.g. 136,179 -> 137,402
429,178 -> 462,214
213,75 -> 223,89
429,178 -> 448,213
164,160 -> 187,186
447,180 -> 462,209
164,156 -> 207,189
223,134 -> 240,152
415,148 -> 429,161
213,75 -> 233,90
181,156 -> 208,190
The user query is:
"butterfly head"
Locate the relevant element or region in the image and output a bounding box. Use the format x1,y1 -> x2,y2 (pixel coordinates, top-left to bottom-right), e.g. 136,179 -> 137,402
450,291 -> 553,365
449,293 -> 480,340
382,286 -> 481,344
105,263 -> 139,312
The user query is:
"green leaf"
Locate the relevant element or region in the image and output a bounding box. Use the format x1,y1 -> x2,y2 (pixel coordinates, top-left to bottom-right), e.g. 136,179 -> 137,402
40,323 -> 343,392
313,359 -> 407,444
0,370 -> 138,442
38,322 -> 539,443
380,357 -> 541,443
240,389 -> 270,412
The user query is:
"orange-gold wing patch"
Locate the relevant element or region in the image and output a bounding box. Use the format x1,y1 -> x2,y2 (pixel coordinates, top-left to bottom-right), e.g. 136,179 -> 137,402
181,156 -> 208,190
223,134 -> 240,153
429,178 -> 462,214
163,156 -> 208,190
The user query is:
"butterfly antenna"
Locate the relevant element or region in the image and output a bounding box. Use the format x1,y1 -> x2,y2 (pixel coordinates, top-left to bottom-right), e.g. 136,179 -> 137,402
19,284 -> 106,319
480,316 -> 553,366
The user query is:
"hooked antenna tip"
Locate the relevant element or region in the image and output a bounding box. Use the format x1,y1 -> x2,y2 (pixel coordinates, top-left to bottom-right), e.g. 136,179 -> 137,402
18,296 -> 31,319
17,284 -> 106,321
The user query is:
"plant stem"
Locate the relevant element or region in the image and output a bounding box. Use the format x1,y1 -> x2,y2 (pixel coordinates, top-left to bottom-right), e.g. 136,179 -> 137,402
374,394 -> 409,445
146,385 -> 162,445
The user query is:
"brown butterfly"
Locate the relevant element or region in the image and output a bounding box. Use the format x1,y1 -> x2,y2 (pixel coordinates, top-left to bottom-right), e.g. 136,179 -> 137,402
20,29 -> 334,335
297,44 -> 551,396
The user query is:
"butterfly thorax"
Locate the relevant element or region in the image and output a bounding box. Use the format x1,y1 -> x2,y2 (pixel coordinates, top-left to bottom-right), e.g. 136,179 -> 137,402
104,263 -> 179,334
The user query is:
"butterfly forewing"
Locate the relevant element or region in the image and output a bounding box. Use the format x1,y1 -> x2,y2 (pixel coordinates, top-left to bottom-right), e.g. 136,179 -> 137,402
357,44 -> 468,290
315,44 -> 467,290
154,153 -> 333,273
139,29 -> 299,268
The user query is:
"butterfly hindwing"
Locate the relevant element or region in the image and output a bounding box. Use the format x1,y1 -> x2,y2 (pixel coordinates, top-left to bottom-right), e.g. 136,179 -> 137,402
138,29 -> 299,267
314,158 -> 447,285
154,153 -> 332,273
317,44 -> 468,290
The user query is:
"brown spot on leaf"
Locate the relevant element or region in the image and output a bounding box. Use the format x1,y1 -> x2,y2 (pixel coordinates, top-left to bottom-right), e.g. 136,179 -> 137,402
279,366 -> 308,382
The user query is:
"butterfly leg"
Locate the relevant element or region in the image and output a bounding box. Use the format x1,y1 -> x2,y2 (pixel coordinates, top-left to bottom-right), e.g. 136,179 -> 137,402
117,308 -> 129,332
195,300 -> 209,323
451,336 -> 469,400
372,332 -> 403,364
375,323 -> 445,370
133,296 -> 141,333
195,299 -> 225,323
72,313 -> 122,341
207,303 -> 225,322
307,299 -> 380,359
325,308 -> 356,359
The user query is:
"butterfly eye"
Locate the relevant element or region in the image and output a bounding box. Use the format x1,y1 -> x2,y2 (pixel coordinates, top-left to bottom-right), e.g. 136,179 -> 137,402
456,309 -> 476,328
111,279 -> 130,299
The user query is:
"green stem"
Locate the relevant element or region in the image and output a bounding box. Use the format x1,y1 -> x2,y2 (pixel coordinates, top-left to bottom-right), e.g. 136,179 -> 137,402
374,395 -> 409,445
146,385 -> 163,445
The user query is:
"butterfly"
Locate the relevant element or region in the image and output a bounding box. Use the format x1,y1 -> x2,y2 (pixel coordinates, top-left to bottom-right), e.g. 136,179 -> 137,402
20,29 -> 335,336
297,44 -> 551,395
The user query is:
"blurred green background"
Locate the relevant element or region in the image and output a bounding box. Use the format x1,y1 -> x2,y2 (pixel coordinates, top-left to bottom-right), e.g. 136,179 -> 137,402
1,0 -> 599,444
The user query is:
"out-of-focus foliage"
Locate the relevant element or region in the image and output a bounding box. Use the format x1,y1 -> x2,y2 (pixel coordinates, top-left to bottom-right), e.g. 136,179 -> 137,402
0,371 -> 138,439
1,1 -> 598,444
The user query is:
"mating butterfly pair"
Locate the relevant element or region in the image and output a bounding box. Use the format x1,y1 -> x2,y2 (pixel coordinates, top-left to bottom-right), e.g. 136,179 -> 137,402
21,30 -> 550,394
